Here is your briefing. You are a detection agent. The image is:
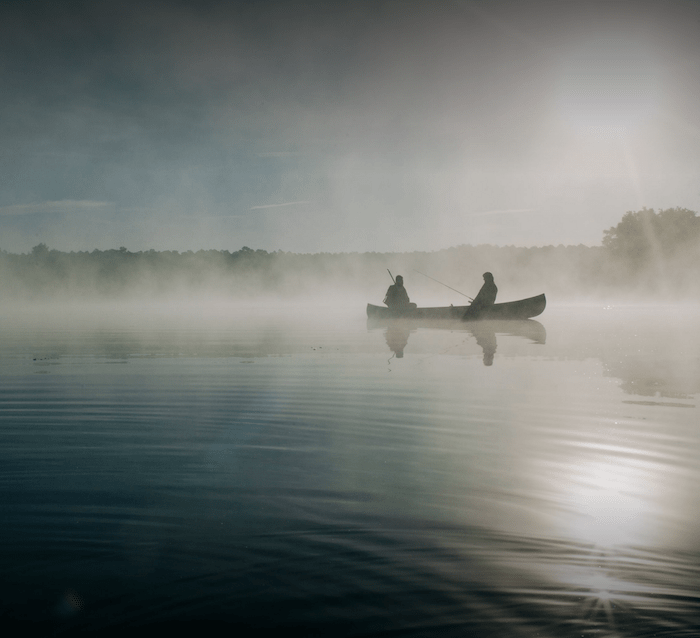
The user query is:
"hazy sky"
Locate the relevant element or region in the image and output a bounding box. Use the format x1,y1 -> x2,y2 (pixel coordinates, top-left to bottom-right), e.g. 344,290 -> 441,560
2,0 -> 700,253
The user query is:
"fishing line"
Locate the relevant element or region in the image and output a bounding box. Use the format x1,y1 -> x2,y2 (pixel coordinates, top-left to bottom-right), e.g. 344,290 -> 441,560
411,269 -> 473,301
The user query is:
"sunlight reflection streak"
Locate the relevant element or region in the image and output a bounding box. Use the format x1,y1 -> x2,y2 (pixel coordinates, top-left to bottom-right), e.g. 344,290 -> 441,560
557,454 -> 661,549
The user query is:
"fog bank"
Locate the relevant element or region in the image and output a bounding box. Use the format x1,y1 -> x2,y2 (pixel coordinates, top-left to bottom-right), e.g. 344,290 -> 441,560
2,236 -> 699,306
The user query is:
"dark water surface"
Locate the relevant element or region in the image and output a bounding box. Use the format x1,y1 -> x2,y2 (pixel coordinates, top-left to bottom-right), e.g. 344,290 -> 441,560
2,302 -> 699,636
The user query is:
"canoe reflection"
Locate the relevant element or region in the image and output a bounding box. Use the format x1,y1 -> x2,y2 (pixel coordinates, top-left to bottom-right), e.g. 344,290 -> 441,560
370,318 -> 546,365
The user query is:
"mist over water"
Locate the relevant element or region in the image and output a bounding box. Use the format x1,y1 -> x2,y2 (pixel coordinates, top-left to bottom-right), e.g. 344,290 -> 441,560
4,209 -> 700,305
2,298 -> 699,636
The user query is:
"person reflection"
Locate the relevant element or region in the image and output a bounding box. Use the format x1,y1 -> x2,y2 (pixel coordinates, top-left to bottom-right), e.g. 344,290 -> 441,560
470,324 -> 497,366
385,323 -> 410,358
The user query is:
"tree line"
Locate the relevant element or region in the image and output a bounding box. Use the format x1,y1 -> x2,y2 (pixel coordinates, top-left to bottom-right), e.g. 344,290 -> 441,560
1,207 -> 698,301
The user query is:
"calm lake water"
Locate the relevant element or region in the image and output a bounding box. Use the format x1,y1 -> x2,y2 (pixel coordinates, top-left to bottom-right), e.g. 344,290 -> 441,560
1,301 -> 699,636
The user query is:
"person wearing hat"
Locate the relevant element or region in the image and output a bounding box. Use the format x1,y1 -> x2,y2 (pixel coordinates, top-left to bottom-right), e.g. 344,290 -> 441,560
383,275 -> 413,311
464,272 -> 497,319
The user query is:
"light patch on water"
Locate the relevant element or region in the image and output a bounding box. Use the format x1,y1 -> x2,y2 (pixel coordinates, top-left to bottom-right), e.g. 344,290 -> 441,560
563,456 -> 659,548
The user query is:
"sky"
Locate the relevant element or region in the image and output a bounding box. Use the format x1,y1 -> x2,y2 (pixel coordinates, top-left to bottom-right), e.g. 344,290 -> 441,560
2,0 -> 700,254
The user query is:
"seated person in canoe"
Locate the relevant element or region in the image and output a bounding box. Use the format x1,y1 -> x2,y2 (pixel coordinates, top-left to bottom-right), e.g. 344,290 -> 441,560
463,272 -> 497,319
384,275 -> 417,312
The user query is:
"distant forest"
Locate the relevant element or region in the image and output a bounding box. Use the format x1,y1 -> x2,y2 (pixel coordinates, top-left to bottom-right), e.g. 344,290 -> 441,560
1,207 -> 699,301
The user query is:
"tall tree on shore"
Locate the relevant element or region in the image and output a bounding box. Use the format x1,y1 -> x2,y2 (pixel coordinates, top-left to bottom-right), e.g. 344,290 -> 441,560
602,207 -> 700,269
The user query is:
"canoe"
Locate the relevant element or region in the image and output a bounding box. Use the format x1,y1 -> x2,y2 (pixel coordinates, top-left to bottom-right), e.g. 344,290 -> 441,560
366,293 -> 546,321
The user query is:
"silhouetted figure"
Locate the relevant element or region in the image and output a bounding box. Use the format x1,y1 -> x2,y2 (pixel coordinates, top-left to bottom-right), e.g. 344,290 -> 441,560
384,275 -> 416,312
385,324 -> 410,358
463,272 -> 497,319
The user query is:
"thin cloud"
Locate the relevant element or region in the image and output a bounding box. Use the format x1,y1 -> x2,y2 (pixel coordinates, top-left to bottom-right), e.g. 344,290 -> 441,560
0,200 -> 113,216
250,201 -> 312,210
468,208 -> 537,217
256,152 -> 301,158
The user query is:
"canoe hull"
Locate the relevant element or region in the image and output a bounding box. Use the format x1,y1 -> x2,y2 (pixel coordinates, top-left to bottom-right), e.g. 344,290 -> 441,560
366,293 -> 546,321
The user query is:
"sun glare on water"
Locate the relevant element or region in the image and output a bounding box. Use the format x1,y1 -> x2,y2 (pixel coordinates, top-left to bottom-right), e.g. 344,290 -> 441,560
567,456 -> 655,549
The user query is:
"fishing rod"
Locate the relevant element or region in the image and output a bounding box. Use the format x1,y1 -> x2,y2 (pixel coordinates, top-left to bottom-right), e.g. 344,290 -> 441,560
387,269 -> 395,284
412,269 -> 473,301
